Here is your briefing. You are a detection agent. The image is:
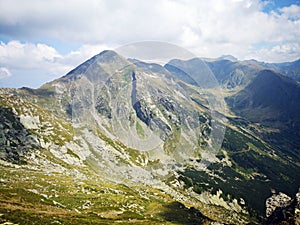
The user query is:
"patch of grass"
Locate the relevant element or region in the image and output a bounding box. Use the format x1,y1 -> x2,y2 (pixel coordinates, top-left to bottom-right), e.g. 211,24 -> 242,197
135,122 -> 145,138
66,148 -> 80,160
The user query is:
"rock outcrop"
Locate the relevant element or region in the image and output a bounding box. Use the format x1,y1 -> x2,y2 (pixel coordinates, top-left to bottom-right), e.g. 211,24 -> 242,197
266,189 -> 300,224
0,106 -> 39,163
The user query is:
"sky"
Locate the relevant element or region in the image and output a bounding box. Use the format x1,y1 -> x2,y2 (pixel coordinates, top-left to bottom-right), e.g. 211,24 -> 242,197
0,0 -> 300,88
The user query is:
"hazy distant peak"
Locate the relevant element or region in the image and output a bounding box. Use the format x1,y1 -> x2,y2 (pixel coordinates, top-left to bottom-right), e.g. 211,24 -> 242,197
218,55 -> 238,61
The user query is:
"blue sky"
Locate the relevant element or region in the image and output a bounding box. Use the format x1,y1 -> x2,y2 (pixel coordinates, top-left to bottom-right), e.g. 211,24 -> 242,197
0,0 -> 300,88
262,0 -> 300,12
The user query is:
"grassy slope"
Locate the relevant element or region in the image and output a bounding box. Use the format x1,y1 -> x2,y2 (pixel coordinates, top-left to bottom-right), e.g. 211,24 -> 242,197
0,164 -> 195,225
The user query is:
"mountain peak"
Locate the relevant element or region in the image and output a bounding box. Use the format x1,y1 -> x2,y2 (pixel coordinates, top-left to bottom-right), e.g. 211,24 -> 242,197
218,55 -> 238,61
92,49 -> 123,62
97,49 -> 118,57
59,49 -> 127,81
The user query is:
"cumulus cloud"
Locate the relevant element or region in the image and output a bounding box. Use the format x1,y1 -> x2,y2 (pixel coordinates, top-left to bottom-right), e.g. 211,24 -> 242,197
0,40 -> 112,87
0,0 -> 299,61
0,0 -> 300,87
0,40 -> 70,83
0,41 -> 62,69
280,4 -> 300,20
250,42 -> 300,62
0,41 -> 111,71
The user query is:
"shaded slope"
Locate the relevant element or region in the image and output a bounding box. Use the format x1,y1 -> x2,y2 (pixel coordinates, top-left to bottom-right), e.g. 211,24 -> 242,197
227,69 -> 300,160
258,58 -> 300,82
227,69 -> 300,127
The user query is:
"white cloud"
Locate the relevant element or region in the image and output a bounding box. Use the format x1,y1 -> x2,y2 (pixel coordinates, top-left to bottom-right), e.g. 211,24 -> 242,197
1,0 -> 299,61
249,42 -> 300,62
0,67 -> 12,79
0,41 -> 62,69
0,41 -> 111,73
0,0 -> 300,87
62,44 -> 113,66
0,40 -> 113,87
280,4 -> 300,20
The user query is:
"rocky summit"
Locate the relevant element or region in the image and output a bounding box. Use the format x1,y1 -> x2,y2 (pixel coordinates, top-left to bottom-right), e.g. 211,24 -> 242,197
0,50 -> 299,225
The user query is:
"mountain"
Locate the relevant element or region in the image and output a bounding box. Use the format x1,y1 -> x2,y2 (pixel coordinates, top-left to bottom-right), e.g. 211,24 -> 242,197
227,69 -> 300,162
165,57 -> 266,89
0,50 -> 299,224
255,59 -> 300,82
170,57 -> 300,90
218,55 -> 238,62
278,58 -> 300,81
227,69 -> 300,128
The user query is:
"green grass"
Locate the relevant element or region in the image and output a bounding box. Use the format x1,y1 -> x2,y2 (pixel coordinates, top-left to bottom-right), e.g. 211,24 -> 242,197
0,165 -> 173,224
135,122 -> 145,138
0,158 -> 254,225
66,148 -> 80,160
2,166 -> 214,224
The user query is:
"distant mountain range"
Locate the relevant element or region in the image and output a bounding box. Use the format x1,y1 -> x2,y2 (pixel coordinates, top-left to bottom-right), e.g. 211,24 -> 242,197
0,50 -> 299,224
